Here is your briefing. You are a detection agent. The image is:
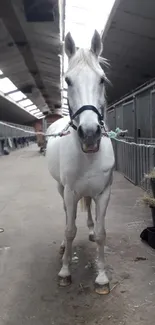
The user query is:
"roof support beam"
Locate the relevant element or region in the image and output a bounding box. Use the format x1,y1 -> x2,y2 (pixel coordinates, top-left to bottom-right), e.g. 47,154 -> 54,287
0,0 -> 52,108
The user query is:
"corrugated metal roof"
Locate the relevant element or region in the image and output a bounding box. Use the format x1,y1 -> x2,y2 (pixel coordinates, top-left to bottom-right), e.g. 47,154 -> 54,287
102,0 -> 155,104
0,0 -> 63,124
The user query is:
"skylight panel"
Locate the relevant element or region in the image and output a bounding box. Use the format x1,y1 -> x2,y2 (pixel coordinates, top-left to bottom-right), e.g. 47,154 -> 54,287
8,91 -> 26,102
0,77 -> 17,93
19,99 -> 33,107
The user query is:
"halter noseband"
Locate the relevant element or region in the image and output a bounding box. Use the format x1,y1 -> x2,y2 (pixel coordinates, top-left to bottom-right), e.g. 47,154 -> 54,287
68,102 -> 104,131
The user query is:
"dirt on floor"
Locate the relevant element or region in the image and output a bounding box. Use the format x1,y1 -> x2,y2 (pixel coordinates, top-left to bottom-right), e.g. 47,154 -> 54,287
0,145 -> 155,325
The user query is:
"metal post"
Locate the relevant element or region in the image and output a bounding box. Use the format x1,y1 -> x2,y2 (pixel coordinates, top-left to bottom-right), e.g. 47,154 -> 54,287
149,91 -> 155,180
114,107 -> 117,170
150,91 -> 153,140
133,96 -> 138,185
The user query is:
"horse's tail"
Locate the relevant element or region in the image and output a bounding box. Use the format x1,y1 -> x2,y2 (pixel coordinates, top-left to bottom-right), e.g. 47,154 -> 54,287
80,197 -> 92,212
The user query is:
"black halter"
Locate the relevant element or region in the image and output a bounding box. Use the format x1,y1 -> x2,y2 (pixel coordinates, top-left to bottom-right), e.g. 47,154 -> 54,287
68,101 -> 104,131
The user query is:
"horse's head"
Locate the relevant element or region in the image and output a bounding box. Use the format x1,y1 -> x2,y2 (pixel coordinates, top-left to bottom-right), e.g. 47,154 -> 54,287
65,30 -> 108,153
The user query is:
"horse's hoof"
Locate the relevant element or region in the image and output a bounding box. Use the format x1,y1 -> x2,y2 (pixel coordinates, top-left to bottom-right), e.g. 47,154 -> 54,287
58,275 -> 72,287
95,282 -> 110,295
59,245 -> 65,255
89,234 -> 95,242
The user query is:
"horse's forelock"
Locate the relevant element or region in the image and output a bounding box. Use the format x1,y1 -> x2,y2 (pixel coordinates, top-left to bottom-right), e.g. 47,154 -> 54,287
67,48 -> 109,83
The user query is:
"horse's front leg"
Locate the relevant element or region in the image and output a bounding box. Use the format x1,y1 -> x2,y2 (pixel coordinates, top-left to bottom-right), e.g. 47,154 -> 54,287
58,186 -> 77,287
94,184 -> 111,295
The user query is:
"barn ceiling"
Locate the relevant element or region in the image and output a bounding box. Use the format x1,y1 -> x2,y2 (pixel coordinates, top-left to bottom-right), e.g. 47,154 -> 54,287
0,0 -> 63,124
102,0 -> 155,105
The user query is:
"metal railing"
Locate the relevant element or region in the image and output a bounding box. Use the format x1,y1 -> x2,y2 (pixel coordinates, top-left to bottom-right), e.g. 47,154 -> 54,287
0,121 -> 34,139
0,121 -> 35,155
113,137 -> 155,191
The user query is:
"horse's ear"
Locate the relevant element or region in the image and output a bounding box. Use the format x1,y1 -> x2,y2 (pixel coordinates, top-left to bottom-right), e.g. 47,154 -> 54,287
65,32 -> 76,58
91,30 -> 103,57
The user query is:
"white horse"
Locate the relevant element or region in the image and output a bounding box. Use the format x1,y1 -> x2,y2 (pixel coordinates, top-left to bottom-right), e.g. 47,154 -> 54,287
46,30 -> 115,294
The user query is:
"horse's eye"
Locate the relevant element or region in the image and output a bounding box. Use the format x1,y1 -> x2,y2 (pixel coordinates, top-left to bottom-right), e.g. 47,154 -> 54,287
65,77 -> 72,86
100,77 -> 105,85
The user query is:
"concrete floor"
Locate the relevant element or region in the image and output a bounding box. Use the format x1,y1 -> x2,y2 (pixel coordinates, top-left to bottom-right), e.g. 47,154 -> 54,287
0,145 -> 155,325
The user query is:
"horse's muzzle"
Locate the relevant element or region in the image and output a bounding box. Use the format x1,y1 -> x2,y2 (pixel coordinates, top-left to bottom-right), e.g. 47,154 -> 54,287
81,139 -> 101,153
78,125 -> 101,153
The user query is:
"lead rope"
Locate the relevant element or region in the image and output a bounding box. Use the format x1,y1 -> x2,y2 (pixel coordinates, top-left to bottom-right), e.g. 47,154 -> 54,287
1,120 -> 155,148
0,119 -> 127,138
102,127 -> 128,139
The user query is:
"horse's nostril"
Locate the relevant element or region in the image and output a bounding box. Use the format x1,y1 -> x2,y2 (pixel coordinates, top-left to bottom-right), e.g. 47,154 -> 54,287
78,125 -> 85,139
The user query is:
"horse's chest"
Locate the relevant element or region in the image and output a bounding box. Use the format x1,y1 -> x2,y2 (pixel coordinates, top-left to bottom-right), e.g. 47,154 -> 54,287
74,172 -> 110,197
61,155 -> 111,197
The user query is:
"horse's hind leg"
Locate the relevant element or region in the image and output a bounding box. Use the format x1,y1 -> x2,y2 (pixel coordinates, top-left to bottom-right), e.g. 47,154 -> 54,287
85,197 -> 95,242
57,183 -> 66,255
